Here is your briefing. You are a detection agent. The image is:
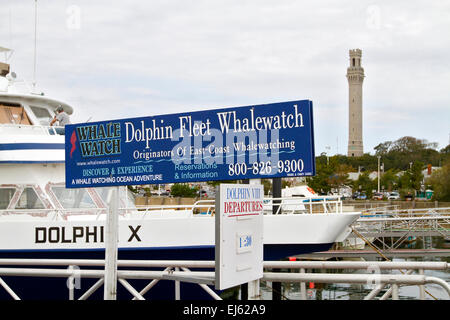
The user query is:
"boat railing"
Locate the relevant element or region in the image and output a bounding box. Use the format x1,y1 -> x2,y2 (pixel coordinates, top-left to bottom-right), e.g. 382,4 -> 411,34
0,208 -> 108,221
0,195 -> 346,220
265,195 -> 343,214
135,199 -> 216,218
0,123 -> 64,136
132,195 -> 344,218
0,203 -> 213,221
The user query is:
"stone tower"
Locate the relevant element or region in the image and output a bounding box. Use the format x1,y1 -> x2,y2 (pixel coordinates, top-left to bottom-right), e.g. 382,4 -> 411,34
347,49 -> 365,157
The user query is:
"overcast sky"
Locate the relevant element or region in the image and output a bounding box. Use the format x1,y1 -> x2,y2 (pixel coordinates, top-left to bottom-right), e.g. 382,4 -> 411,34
1,1 -> 449,156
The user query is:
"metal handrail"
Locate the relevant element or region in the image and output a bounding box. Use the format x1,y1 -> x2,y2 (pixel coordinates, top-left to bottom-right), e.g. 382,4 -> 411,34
358,215 -> 450,222
0,258 -> 447,270
363,207 -> 450,216
0,259 -> 448,300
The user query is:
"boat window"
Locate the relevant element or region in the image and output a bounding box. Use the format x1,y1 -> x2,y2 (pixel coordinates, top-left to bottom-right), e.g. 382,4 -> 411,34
51,186 -> 96,208
0,104 -> 32,125
96,187 -> 135,208
0,188 -> 16,209
30,106 -> 53,126
15,187 -> 45,209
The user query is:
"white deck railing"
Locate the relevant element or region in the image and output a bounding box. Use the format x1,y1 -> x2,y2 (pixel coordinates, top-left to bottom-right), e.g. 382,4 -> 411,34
0,196 -> 347,221
0,123 -> 64,136
264,195 -> 343,214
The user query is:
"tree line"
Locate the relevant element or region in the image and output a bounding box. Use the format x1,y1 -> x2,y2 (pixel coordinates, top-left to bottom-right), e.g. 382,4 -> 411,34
131,136 -> 449,201
307,136 -> 450,201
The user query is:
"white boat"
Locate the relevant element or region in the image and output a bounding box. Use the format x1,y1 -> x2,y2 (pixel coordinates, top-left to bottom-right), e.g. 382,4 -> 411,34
0,51 -> 360,299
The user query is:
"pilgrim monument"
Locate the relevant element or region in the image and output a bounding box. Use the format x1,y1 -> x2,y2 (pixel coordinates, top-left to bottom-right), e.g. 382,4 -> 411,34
347,49 -> 365,157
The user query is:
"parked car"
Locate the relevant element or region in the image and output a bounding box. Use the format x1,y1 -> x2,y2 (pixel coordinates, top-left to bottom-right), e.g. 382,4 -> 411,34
357,192 -> 367,200
404,192 -> 413,201
388,192 -> 400,200
372,192 -> 384,200
198,189 -> 215,198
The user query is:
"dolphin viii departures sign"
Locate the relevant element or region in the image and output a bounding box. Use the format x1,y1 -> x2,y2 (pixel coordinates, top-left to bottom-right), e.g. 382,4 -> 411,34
65,99 -> 315,188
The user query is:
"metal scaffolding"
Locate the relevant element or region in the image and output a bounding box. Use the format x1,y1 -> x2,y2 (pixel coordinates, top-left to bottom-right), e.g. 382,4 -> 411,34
350,207 -> 450,250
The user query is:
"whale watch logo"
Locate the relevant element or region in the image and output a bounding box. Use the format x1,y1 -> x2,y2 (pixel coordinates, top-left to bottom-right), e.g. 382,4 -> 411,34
70,131 -> 77,158
71,122 -> 122,158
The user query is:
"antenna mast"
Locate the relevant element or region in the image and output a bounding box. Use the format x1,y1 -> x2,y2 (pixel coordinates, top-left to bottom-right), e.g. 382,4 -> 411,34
9,8 -> 12,52
33,0 -> 37,90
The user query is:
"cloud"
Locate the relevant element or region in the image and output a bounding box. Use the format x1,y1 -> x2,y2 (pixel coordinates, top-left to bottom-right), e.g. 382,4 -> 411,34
1,0 -> 449,153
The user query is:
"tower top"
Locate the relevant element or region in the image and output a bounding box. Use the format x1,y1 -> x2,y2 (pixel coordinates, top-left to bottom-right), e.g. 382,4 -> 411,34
349,49 -> 362,57
347,48 -> 364,81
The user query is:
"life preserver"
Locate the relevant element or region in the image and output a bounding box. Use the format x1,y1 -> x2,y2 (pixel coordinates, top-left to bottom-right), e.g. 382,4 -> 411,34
307,186 -> 316,194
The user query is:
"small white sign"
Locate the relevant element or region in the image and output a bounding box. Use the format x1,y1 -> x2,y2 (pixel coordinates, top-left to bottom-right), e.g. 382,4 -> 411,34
236,232 -> 253,254
215,183 -> 264,290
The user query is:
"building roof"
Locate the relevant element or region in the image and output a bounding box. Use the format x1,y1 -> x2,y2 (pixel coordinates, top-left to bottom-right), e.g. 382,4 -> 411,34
348,171 -> 378,181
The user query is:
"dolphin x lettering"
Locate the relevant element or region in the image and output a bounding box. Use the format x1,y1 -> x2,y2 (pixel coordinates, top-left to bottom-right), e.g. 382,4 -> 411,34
128,225 -> 142,242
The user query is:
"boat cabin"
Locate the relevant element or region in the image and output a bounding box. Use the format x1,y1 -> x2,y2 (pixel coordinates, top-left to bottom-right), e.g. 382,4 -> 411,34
0,54 -> 73,129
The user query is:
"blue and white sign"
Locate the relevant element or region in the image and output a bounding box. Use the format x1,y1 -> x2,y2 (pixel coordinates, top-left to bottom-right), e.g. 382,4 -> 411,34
65,99 -> 315,188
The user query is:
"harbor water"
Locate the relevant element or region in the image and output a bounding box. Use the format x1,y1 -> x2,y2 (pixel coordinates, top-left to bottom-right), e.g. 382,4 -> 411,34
260,237 -> 450,300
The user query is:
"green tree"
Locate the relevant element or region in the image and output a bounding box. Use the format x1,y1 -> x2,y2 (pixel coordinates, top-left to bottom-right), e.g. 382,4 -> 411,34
261,179 -> 272,195
410,161 -> 424,190
441,144 -> 450,155
397,171 -> 413,197
380,169 -> 399,192
397,161 -> 424,197
352,172 -> 376,198
330,163 -> 352,187
307,156 -> 350,194
170,184 -> 198,198
335,153 -> 377,172
427,158 -> 450,201
440,144 -> 450,164
374,136 -> 440,170
306,161 -> 334,194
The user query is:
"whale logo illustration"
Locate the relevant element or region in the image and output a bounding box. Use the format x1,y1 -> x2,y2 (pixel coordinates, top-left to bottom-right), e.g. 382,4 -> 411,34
70,130 -> 77,158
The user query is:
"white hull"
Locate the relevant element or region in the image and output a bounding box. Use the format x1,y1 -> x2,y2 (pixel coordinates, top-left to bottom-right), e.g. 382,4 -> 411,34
0,211 -> 358,252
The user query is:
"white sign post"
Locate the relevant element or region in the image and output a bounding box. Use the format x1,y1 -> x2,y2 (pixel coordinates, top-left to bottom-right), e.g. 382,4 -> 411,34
104,186 -> 119,300
215,183 -> 264,290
